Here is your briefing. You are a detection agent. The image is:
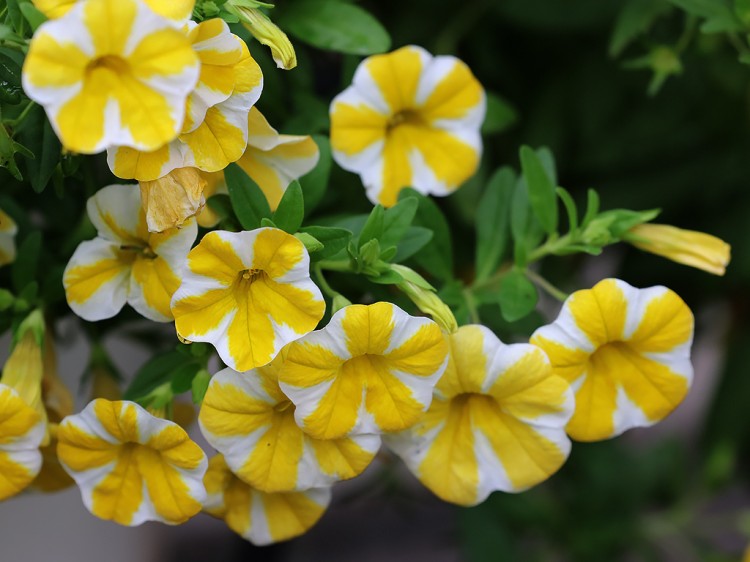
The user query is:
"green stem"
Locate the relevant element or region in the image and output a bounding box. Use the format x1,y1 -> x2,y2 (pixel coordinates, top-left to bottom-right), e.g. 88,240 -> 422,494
527,233 -> 573,263
317,259 -> 353,273
525,269 -> 569,302
5,101 -> 35,128
463,289 -> 480,324
313,265 -> 341,300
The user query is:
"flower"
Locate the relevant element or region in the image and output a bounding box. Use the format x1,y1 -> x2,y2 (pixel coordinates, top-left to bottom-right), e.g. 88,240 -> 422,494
108,19 -> 263,181
0,207 -> 18,267
139,167 -> 207,233
199,358 -> 380,493
63,184 -> 197,322
32,0 -> 195,21
57,399 -> 207,526
204,455 -> 330,545
171,228 -> 325,372
226,3 -> 297,70
23,0 -> 200,154
330,45 -> 485,207
530,278 -> 694,442
278,302 -> 449,440
385,325 -> 574,506
625,223 -> 731,276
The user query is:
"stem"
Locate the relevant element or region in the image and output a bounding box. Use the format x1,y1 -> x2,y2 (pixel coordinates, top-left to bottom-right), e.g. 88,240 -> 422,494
463,289 -> 480,324
313,265 -> 341,301
5,101 -> 35,128
525,269 -> 569,302
317,259 -> 353,273
527,233 -> 573,263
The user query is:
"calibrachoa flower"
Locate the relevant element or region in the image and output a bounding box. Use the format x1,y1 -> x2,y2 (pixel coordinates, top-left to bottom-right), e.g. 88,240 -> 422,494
204,455 -> 331,545
32,0 -> 195,21
108,19 -> 263,181
23,0 -> 200,154
278,302 -> 449,440
0,207 -> 18,267
531,278 -> 694,442
171,228 -> 325,372
386,325 -> 574,506
57,399 -> 207,526
625,223 -> 731,276
199,359 -> 380,493
330,45 -> 485,207
63,184 -> 197,322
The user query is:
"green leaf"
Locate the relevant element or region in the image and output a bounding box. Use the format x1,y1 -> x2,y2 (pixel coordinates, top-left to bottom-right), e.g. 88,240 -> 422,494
358,204 -> 385,249
394,227 -> 433,262
381,197 -> 419,248
18,105 -> 61,193
170,362 -> 202,394
581,189 -> 600,229
666,0 -> 743,32
191,370 -> 212,404
736,0 -> 750,24
18,2 -> 46,31
225,163 -> 271,230
520,146 -> 558,234
300,226 -> 352,260
498,270 -> 538,322
12,231 -> 41,293
272,180 -> 304,233
475,167 -> 516,282
367,268 -> 403,285
124,351 -> 191,401
301,135 -> 331,215
398,189 -> 454,281
610,0 -> 672,57
482,93 -> 518,135
278,0 -> 391,55
556,187 -> 579,232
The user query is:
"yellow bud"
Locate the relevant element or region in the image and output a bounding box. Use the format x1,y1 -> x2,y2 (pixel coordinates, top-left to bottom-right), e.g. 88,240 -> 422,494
626,223 -> 731,276
398,280 -> 458,334
232,6 -> 297,70
139,167 -> 207,233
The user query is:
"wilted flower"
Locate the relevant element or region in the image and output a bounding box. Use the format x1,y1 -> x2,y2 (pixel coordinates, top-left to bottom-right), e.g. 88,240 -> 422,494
139,167 -> 207,232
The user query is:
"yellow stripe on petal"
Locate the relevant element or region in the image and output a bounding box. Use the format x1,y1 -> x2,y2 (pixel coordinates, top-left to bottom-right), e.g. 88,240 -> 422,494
330,103 -> 388,156
144,0 -> 195,21
419,60 -> 484,122
130,256 -> 181,321
0,385 -> 44,501
32,0 -> 77,18
364,46 -> 424,113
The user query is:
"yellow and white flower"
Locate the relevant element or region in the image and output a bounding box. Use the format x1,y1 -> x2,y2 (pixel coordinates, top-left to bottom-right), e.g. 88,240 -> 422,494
531,278 -> 694,442
108,19 -> 264,181
386,325 -> 574,506
23,0 -> 200,154
63,184 -> 197,322
199,359 -> 380,493
0,208 -> 18,267
171,228 -> 325,372
0,385 -> 46,501
278,302 -> 449,440
32,0 -> 195,21
204,454 -> 330,545
330,45 -> 485,207
57,399 -> 207,526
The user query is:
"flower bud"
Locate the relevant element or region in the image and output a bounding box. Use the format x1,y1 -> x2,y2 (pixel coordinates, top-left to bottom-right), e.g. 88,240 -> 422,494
226,2 -> 297,70
397,280 -> 458,334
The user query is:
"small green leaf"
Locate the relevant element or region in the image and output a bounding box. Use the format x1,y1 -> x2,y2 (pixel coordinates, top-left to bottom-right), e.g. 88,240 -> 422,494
18,105 -> 61,193
581,188 -> 600,229
381,197 -> 418,248
666,0 -> 743,32
498,270 -> 539,322
358,204 -> 385,249
12,231 -> 41,293
301,135 -> 331,215
272,180 -> 304,233
367,268 -> 403,285
520,146 -> 558,234
610,0 -> 672,57
170,362 -> 202,394
736,0 -> 750,24
394,227 -> 433,262
225,163 -> 271,230
278,0 -> 391,55
399,189 -> 453,281
124,351 -> 190,401
475,167 -> 516,282
301,226 -> 352,260
556,187 -> 579,233
191,370 -> 212,404
18,2 -> 46,31
482,93 -> 518,135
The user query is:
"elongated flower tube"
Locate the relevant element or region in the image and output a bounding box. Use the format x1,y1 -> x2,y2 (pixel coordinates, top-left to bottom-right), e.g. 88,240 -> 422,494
330,45 -> 485,206
57,399 -> 207,526
204,455 -> 330,545
386,325 -> 574,506
172,228 -> 325,372
625,223 -> 731,276
0,208 -> 17,267
23,0 -> 200,154
199,358 -> 380,493
278,302 -> 449,440
63,184 -> 197,322
531,278 -> 694,442
108,19 -> 264,181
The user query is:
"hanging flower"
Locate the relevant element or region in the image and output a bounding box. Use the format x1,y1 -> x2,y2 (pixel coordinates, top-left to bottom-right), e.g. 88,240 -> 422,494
32,0 -> 195,21
63,184 -> 197,322
0,207 -> 18,267
171,228 -> 325,372
204,455 -> 331,545
531,278 -> 694,442
226,2 -> 297,70
386,325 -> 574,506
57,399 -> 207,526
139,167 -> 207,233
108,19 -> 263,181
330,45 -> 485,207
278,302 -> 448,440
199,358 -> 380,493
23,0 -> 200,154
625,223 -> 731,276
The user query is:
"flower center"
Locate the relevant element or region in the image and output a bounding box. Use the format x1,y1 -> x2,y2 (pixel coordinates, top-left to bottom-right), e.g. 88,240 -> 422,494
588,341 -> 630,376
387,109 -> 423,131
452,392 -> 494,408
86,55 -> 130,77
240,268 -> 262,282
120,244 -> 157,260
273,399 -> 294,413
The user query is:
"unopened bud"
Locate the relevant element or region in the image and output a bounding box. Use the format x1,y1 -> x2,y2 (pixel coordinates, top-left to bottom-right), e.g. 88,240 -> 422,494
226,2 -> 297,70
